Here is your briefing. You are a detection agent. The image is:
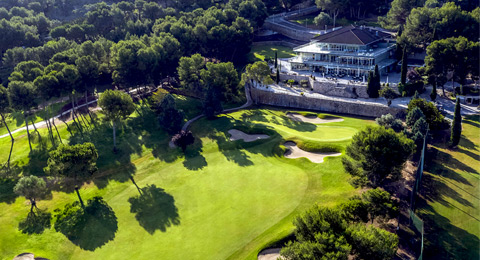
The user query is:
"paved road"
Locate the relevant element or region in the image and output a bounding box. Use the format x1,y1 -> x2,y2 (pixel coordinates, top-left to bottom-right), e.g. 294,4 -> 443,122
266,6 -> 326,36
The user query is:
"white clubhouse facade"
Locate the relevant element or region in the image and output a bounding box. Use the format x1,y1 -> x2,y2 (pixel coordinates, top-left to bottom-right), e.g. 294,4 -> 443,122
289,25 -> 397,77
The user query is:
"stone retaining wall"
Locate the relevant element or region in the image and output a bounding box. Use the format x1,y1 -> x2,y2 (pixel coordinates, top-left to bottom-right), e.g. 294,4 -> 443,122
264,21 -> 315,41
250,87 -> 404,118
279,74 -> 369,98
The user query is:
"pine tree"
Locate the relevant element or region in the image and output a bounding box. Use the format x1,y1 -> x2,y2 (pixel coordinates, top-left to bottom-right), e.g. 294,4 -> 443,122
400,47 -> 407,85
367,71 -> 374,98
367,66 -> 380,98
450,98 -> 462,146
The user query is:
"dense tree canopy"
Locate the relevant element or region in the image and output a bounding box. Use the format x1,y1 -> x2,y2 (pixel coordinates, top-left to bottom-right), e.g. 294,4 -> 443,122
342,126 -> 414,187
400,3 -> 478,48
44,142 -> 98,207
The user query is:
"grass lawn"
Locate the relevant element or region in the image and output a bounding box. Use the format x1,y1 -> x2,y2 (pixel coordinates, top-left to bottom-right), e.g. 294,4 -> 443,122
418,115 -> 480,259
0,105 -> 372,260
247,45 -> 296,63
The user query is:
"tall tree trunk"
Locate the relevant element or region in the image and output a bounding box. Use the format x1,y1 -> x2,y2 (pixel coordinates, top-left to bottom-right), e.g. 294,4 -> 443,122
1,113 -> 14,168
74,94 -> 89,128
24,112 -> 32,152
85,90 -> 96,126
130,176 -> 142,195
75,186 -> 85,208
112,120 -> 117,152
29,199 -> 38,213
44,105 -> 55,146
49,105 -> 62,144
70,95 -> 82,131
30,118 -> 42,144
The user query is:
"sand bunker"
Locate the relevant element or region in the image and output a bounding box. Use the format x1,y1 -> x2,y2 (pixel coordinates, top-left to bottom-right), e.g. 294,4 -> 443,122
228,129 -> 269,142
284,141 -> 341,163
258,248 -> 283,260
287,113 -> 344,124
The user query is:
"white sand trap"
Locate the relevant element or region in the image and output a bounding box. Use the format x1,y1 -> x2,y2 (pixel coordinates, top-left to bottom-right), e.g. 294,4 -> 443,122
258,248 -> 283,260
284,141 -> 341,163
286,112 -> 344,124
228,129 -> 269,142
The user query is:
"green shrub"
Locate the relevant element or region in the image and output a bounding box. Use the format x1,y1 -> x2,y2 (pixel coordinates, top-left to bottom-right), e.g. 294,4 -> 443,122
407,98 -> 448,130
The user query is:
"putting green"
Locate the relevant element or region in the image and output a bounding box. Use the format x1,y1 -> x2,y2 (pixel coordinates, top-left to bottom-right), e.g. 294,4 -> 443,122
0,107 -> 372,260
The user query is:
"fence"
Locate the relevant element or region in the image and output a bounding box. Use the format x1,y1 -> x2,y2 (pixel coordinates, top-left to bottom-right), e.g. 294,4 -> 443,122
409,127 -> 429,260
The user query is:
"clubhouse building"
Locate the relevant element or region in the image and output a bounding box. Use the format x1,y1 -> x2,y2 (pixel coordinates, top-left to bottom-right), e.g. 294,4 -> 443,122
289,25 -> 397,77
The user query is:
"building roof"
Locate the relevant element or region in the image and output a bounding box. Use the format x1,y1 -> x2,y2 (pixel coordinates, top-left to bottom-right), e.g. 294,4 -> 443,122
312,25 -> 390,45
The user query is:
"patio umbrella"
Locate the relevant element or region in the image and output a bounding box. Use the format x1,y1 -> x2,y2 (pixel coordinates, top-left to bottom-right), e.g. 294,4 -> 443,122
386,76 -> 389,84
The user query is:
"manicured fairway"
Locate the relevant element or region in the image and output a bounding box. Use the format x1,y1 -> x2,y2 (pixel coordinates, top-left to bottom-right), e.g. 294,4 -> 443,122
418,115 -> 480,260
0,106 -> 372,260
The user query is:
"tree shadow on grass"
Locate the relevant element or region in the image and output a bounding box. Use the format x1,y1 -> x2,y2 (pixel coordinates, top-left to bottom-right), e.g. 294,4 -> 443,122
458,134 -> 478,152
420,172 -> 474,209
0,178 -> 18,204
128,184 -> 180,234
127,107 -> 181,163
239,109 -> 270,123
426,147 -> 478,179
22,146 -> 49,177
18,209 -> 51,234
54,197 -> 118,251
417,198 -> 480,260
183,139 -> 208,171
462,115 -> 480,129
213,132 -> 254,167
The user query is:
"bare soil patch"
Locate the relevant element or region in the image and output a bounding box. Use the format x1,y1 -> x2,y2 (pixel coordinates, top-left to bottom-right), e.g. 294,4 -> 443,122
284,141 -> 341,163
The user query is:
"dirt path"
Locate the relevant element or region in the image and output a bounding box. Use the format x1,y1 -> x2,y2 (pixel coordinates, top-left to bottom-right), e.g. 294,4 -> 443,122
286,112 -> 344,124
228,129 -> 269,142
284,141 -> 341,163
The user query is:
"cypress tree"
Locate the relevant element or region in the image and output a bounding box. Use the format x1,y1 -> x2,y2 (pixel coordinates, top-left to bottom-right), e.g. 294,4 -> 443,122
374,64 -> 381,91
430,81 -> 437,101
367,71 -> 375,98
366,66 -> 381,98
450,98 -> 462,146
276,67 -> 280,84
274,51 -> 278,69
400,47 -> 407,85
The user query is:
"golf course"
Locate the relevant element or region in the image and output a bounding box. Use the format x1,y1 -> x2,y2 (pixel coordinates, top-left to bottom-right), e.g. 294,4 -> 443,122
0,105 -> 372,259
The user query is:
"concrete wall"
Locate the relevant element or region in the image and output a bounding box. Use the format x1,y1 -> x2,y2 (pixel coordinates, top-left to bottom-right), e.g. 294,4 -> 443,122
250,87 -> 404,118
